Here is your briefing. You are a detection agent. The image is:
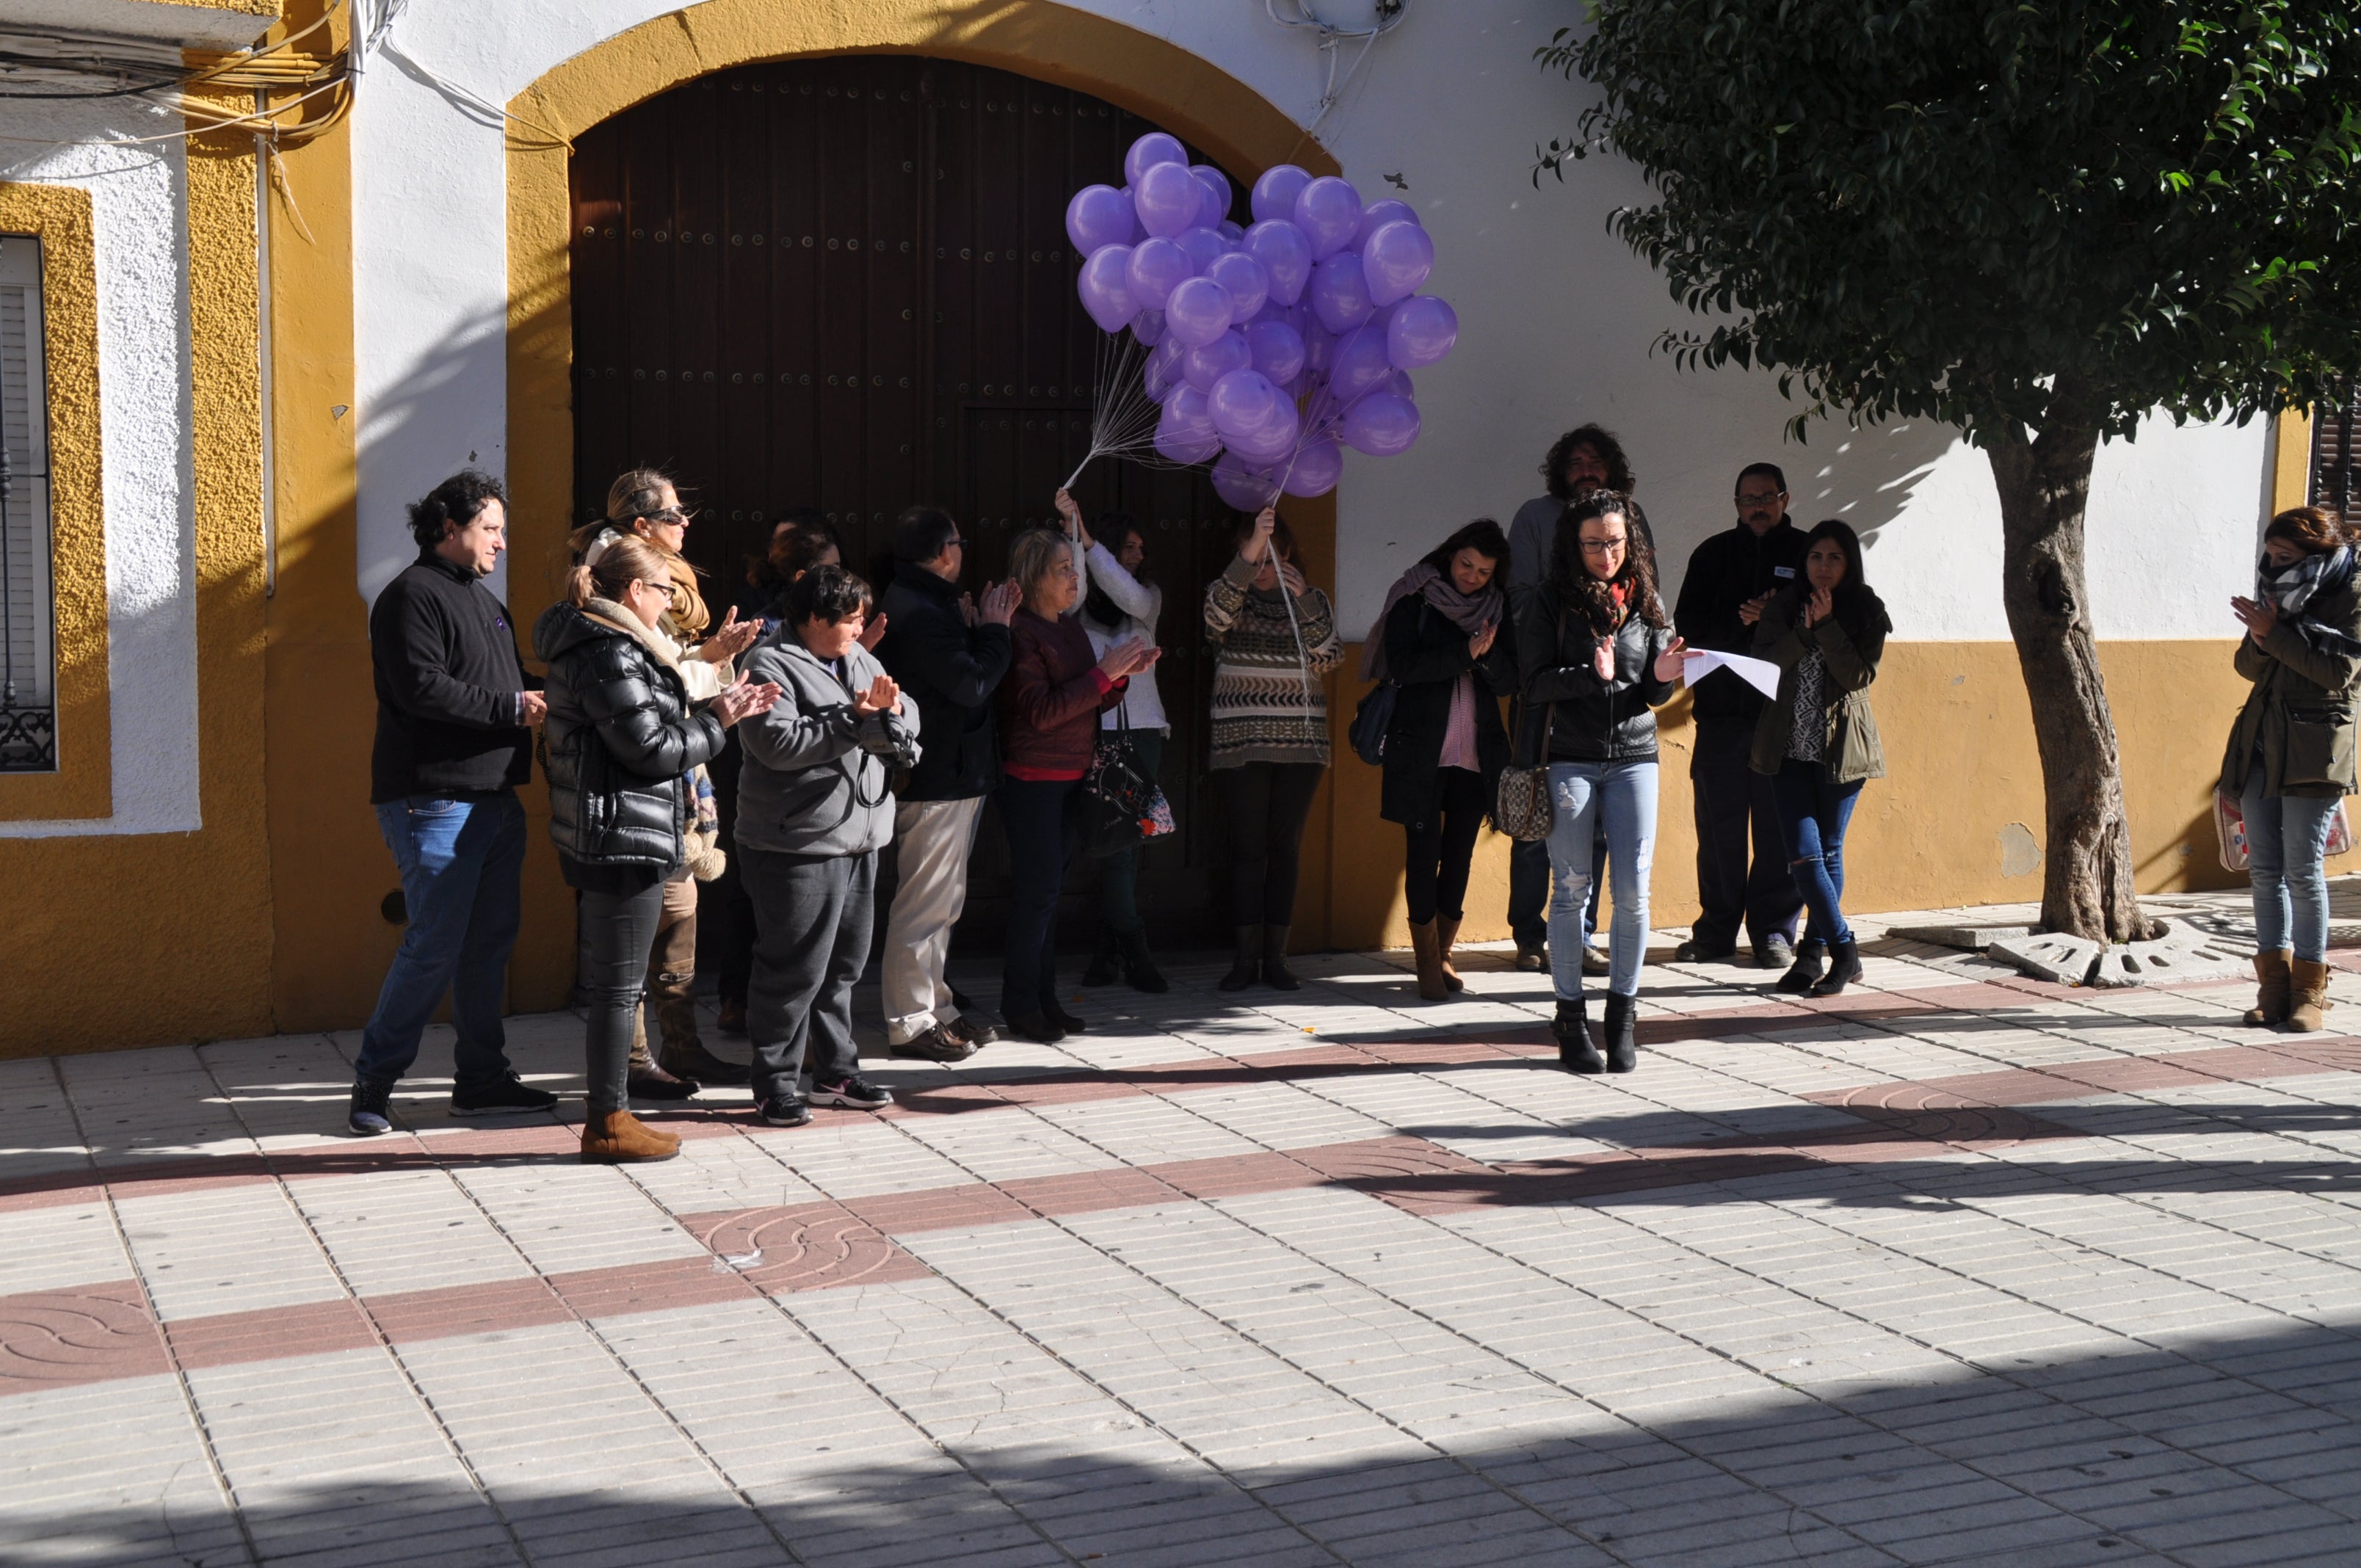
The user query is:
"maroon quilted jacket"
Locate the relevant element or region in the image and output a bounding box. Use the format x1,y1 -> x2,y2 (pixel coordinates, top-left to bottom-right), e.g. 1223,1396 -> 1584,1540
999,610 -> 1123,779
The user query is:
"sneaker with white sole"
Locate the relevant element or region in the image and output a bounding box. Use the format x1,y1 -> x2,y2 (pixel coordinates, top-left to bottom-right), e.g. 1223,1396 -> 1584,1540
449,1071 -> 559,1117
348,1078 -> 395,1137
754,1092 -> 810,1128
808,1074 -> 893,1111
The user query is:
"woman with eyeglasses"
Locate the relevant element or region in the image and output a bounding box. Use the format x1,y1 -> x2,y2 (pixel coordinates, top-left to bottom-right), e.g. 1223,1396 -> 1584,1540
1516,489 -> 1686,1074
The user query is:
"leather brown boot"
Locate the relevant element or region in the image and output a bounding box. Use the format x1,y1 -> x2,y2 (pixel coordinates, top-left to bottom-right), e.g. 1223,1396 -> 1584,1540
1408,919 -> 1448,1001
1435,916 -> 1466,992
2288,957 -> 2332,1033
628,1013 -> 697,1100
2245,949 -> 2293,1027
581,1108 -> 681,1164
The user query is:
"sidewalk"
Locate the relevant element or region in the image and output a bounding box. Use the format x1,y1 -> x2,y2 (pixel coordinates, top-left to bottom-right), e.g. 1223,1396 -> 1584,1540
4,892 -> 2360,1567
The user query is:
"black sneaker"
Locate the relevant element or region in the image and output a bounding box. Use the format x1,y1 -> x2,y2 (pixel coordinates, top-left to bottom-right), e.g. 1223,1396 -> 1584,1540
1756,933 -> 1796,970
348,1078 -> 394,1137
891,1025 -> 976,1063
808,1074 -> 893,1110
754,1092 -> 810,1127
449,1072 -> 559,1117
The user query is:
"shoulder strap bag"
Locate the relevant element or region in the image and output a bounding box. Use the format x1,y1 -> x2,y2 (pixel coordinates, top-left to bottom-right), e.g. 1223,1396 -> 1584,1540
1494,607 -> 1562,842
1083,709 -> 1176,856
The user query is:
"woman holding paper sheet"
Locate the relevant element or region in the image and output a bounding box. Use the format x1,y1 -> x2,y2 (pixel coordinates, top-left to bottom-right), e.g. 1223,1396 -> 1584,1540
1749,520 -> 1890,998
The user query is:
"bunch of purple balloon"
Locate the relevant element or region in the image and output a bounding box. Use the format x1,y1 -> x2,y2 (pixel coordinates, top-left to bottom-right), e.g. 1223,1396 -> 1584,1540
1065,132 -> 1458,510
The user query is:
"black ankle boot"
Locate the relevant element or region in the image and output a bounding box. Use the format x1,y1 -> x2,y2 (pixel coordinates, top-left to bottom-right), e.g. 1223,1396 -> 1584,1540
1810,937 -> 1863,997
1262,924 -> 1301,991
1602,993 -> 1638,1072
1776,940 -> 1827,995
1219,925 -> 1262,992
1081,929 -> 1123,987
1553,998 -> 1603,1073
1119,929 -> 1169,994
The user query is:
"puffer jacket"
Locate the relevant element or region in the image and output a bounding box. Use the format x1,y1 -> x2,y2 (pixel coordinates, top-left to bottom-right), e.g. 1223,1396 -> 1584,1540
533,598 -> 727,873
1514,579 -> 1679,764
1749,584 -> 1890,784
2222,565 -> 2361,800
735,628 -> 921,857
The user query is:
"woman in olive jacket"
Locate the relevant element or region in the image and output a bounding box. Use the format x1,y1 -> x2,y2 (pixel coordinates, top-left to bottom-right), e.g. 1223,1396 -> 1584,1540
534,536 -> 778,1164
2224,505 -> 2361,1032
1749,520 -> 1890,998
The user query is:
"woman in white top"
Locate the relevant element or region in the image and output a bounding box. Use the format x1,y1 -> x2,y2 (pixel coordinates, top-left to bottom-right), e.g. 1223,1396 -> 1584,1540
1056,488 -> 1170,993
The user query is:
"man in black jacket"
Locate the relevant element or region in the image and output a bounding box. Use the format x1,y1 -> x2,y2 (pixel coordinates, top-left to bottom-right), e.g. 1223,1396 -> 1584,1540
1672,462 -> 1808,966
874,506 -> 1019,1062
349,471 -> 556,1136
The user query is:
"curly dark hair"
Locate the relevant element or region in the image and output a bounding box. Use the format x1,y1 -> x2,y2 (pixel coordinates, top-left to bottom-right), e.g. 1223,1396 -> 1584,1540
1540,424 -> 1635,504
407,469 -> 507,548
783,562 -> 872,627
2265,504 -> 2359,555
1549,489 -> 1667,634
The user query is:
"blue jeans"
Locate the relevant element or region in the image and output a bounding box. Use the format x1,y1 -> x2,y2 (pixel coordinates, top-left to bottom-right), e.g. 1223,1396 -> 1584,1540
355,793 -> 526,1089
1545,761 -> 1657,1000
2241,772 -> 2338,962
1771,761 -> 1865,948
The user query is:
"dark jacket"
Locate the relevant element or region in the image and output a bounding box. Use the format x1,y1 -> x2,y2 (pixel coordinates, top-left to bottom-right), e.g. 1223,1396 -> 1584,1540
1000,609 -> 1123,777
1378,595 -> 1515,828
1515,581 -> 1679,764
1674,520 -> 1810,725
2222,570 -> 2361,800
532,600 -> 726,878
368,551 -> 534,802
735,631 -> 918,857
876,563 -> 1014,800
1749,586 -> 1889,783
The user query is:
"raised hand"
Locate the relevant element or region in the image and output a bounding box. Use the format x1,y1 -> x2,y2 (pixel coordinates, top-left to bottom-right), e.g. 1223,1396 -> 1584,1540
712,672 -> 783,728
1592,636 -> 1616,682
702,605 -> 761,663
2232,595 -> 2279,644
1241,507 -> 1277,564
980,579 -> 1021,626
1653,635 -> 1690,684
1803,584 -> 1834,628
858,611 -> 889,650
1277,559 -> 1307,598
1469,622 -> 1498,659
1054,487 -> 1090,547
852,672 -> 902,716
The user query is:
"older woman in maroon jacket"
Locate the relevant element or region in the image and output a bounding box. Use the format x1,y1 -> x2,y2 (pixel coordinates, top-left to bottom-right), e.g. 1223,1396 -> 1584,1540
995,526 -> 1160,1042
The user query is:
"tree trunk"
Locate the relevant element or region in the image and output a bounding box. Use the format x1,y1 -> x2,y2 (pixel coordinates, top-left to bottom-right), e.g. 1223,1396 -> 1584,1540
1985,405 -> 2159,945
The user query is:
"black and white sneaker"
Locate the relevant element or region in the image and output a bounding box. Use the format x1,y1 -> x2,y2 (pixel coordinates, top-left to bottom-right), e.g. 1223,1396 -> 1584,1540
754,1092 -> 810,1128
348,1078 -> 395,1137
449,1072 -> 559,1117
808,1074 -> 893,1111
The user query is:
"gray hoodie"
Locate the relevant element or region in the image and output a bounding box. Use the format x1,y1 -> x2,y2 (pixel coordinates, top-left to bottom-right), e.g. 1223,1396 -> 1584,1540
734,630 -> 921,858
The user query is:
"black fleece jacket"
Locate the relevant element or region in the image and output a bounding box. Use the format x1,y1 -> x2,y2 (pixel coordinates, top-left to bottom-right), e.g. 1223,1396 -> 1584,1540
369,551 -> 534,802
875,562 -> 1014,800
1673,520 -> 1809,725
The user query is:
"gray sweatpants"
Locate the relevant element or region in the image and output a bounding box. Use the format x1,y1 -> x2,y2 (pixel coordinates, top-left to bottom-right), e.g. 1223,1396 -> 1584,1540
743,845 -> 874,1101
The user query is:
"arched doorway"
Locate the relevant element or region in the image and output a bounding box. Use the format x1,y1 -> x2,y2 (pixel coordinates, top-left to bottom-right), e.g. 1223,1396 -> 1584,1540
567,54 -> 1244,942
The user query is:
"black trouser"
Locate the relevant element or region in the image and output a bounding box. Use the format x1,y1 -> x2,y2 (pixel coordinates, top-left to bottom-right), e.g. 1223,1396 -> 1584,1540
1510,830 -> 1603,948
701,732 -> 757,1008
579,878 -> 667,1114
743,846 -> 874,1100
1689,716 -> 1804,951
1404,767 -> 1487,926
998,776 -> 1081,1015
1219,761 -> 1324,925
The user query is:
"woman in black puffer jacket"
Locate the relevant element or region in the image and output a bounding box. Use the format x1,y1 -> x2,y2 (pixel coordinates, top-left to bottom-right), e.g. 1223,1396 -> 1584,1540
534,536 -> 779,1164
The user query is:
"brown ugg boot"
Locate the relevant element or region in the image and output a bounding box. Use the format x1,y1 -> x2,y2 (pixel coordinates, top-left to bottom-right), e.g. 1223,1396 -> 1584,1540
581,1108 -> 682,1164
2288,958 -> 2332,1034
1435,916 -> 1466,992
2245,950 -> 2293,1027
1408,919 -> 1448,1001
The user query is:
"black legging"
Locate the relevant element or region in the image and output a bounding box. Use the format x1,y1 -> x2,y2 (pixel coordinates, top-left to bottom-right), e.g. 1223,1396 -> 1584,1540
1218,761 -> 1324,925
1404,767 -> 1487,926
579,877 -> 666,1113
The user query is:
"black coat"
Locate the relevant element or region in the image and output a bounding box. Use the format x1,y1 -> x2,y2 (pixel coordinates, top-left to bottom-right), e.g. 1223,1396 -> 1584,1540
1673,520 -> 1810,725
1515,581 -> 1679,763
367,551 -> 534,802
875,563 -> 1013,800
533,601 -> 726,874
1378,594 -> 1515,828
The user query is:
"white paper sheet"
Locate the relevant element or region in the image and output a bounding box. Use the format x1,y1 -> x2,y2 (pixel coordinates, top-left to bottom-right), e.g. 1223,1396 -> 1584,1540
1681,649 -> 1782,700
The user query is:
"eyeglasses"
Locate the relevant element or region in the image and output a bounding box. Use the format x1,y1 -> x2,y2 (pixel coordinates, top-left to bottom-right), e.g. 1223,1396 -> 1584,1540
1735,491 -> 1785,507
1578,537 -> 1628,554
944,536 -> 965,548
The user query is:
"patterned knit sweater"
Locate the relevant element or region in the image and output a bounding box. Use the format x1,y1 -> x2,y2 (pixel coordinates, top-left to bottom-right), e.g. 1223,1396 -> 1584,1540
1204,553 -> 1344,768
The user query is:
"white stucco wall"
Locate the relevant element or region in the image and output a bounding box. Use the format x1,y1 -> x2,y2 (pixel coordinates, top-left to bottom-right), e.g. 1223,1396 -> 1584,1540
0,102 -> 203,839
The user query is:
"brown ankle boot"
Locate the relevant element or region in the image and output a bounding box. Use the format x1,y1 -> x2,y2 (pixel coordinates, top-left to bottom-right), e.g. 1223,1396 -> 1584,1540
1435,916 -> 1466,992
581,1108 -> 682,1164
2288,958 -> 2332,1033
1408,919 -> 1448,1001
2245,950 -> 2293,1026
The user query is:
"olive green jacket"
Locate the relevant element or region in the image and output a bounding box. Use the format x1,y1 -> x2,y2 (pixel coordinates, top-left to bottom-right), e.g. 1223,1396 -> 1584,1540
1749,587 -> 1888,784
2219,578 -> 2361,800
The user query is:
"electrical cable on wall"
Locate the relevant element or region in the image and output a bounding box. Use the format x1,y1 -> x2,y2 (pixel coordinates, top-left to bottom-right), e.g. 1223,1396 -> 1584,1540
1264,0 -> 1409,142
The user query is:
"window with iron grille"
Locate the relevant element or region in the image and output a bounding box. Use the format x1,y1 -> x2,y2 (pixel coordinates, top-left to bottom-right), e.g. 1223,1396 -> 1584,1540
0,233 -> 52,772
2313,381 -> 2360,523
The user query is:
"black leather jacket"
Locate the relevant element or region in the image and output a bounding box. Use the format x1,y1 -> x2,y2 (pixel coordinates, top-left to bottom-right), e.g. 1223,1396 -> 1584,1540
533,600 -> 726,872
1515,580 -> 1679,764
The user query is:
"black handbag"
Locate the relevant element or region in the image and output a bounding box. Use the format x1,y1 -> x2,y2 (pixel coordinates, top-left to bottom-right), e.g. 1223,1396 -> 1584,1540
1082,711 -> 1176,855
1348,681 -> 1396,765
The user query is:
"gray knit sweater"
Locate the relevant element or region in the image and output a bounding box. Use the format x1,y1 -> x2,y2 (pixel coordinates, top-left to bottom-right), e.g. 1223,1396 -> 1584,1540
1203,554 -> 1344,768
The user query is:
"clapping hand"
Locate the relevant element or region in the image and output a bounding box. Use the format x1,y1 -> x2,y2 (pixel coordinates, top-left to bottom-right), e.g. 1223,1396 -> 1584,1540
1469,622 -> 1498,659
701,606 -> 762,664
852,672 -> 903,716
2231,595 -> 2279,644
1802,585 -> 1834,628
858,611 -> 889,650
1653,635 -> 1690,683
1737,590 -> 1774,627
1591,636 -> 1616,681
711,671 -> 783,728
979,579 -> 1021,626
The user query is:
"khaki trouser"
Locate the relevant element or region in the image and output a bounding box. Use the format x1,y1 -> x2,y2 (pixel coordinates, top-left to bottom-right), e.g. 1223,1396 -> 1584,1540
629,875 -> 700,1067
881,795 -> 985,1045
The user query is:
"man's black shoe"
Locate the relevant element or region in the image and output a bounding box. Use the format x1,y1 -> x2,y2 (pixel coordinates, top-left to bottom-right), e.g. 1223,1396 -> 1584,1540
943,1015 -> 999,1050
348,1078 -> 395,1137
1673,939 -> 1737,963
449,1072 -> 559,1117
1044,999 -> 1087,1034
1003,1009 -> 1066,1044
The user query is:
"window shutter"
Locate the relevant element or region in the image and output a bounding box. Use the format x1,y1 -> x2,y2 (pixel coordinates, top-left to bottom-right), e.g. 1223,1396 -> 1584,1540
2313,382 -> 2360,523
0,233 -> 54,772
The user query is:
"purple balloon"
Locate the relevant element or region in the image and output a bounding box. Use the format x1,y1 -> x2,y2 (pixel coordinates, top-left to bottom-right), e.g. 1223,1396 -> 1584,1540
1204,250 -> 1269,322
1212,451 -> 1283,512
1124,237 -> 1193,310
1191,164 -> 1232,228
1118,186 -> 1146,243
1217,219 -> 1244,244
1390,369 -> 1415,398
1175,225 -> 1227,277
1076,245 -> 1136,333
1302,319 -> 1338,376
1250,164 -> 1313,225
1386,294 -> 1459,369
1183,329 -> 1253,393
1124,131 -> 1187,189
1293,175 -> 1363,260
1164,276 -> 1234,349
1156,385 -> 1222,464
1134,160 -> 1203,240
1065,185 -> 1135,258
1208,368 -> 1283,442
1242,219 -> 1313,308
1308,250 -> 1374,334
1132,308 -> 1167,348
1354,199 -> 1420,248
1230,402 -> 1301,464
1244,317 -> 1305,385
1144,335 -> 1185,399
1327,324 -> 1393,403
1282,438 -> 1343,498
1361,220 -> 1435,308
1341,390 -> 1421,456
